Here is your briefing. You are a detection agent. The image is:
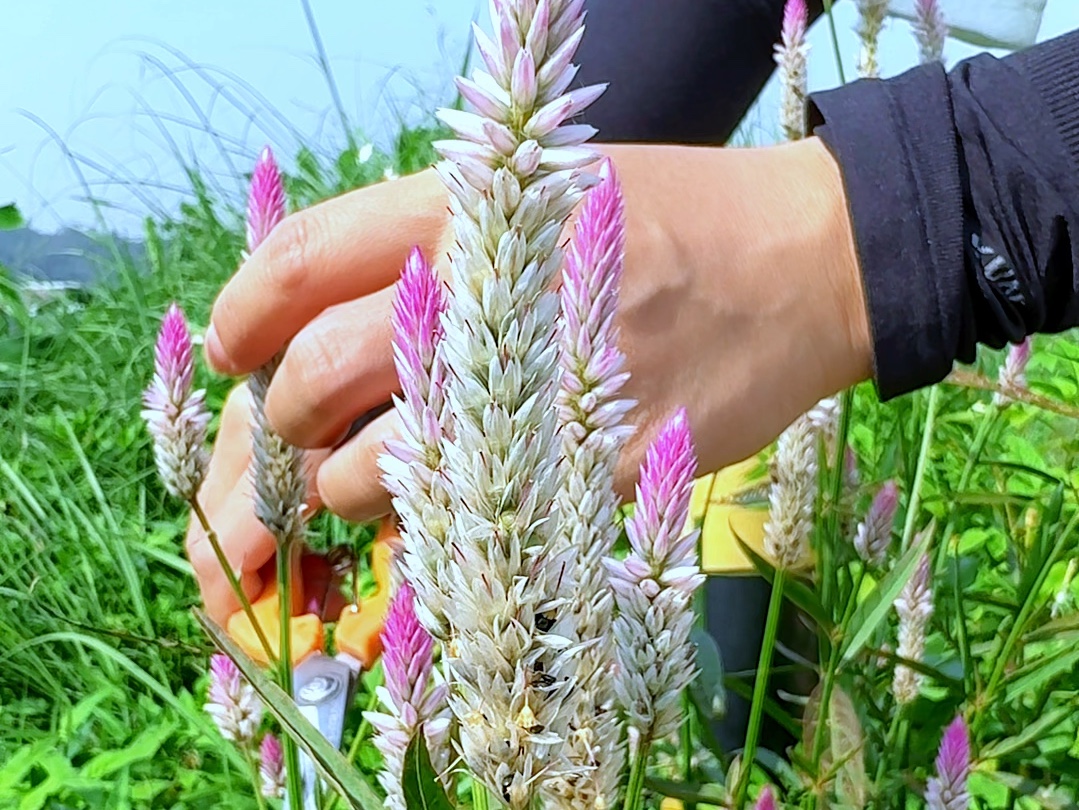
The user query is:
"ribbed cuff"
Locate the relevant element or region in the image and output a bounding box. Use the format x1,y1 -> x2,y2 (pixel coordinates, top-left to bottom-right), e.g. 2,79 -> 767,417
807,66 -> 965,400
1008,32 -> 1079,178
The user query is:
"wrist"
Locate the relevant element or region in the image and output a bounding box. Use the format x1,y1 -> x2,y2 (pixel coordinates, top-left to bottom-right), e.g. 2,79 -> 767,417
796,136 -> 874,393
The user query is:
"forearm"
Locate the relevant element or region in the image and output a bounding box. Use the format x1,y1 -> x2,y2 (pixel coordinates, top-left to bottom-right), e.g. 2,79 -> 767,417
576,0 -> 824,144
808,30 -> 1079,398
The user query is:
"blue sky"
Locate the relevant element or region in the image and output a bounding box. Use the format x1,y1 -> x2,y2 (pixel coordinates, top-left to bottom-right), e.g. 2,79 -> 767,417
1,1 -> 1075,235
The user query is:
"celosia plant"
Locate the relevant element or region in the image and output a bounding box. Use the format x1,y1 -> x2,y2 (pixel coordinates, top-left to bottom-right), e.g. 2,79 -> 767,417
140,1 -> 1071,808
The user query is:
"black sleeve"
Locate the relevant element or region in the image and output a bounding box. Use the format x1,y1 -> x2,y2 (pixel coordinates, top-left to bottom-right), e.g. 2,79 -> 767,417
807,31 -> 1079,399
576,0 -> 824,144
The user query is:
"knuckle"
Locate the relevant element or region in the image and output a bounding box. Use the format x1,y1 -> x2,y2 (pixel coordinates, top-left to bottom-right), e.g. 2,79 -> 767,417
278,327 -> 346,434
263,211 -> 320,296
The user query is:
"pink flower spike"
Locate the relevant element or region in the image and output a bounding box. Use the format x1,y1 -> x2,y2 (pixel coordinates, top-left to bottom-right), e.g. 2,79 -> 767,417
782,0 -> 808,44
380,582 -> 436,711
926,716 -> 971,810
246,146 -> 287,254
149,303 -> 194,406
389,247 -> 449,459
854,480 -> 899,565
205,653 -> 262,745
995,337 -> 1032,406
755,785 -> 778,810
259,733 -> 286,798
626,408 -> 698,566
914,0 -> 949,64
142,303 -> 210,500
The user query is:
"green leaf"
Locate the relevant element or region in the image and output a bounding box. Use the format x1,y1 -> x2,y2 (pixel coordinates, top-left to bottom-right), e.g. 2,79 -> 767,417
689,626 -> 726,720
976,770 -> 1079,810
402,732 -> 455,810
196,610 -> 384,810
981,706 -> 1073,759
841,524 -> 933,664
733,536 -> 831,630
644,776 -> 726,806
80,721 -> 176,779
1001,647 -> 1079,704
0,203 -> 23,230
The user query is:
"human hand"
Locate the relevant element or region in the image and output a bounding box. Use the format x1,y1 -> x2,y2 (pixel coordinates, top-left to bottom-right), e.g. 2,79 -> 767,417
196,138 -> 872,607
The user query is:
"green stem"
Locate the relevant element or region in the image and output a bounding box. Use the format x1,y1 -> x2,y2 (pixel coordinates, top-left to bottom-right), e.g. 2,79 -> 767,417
681,693 -> 695,810
623,742 -> 652,810
277,540 -> 304,809
812,565 -> 866,774
472,778 -> 491,810
735,567 -> 787,806
244,745 -> 269,810
821,389 -> 855,615
190,498 -> 277,667
934,405 -> 999,569
901,386 -> 940,553
821,0 -> 848,85
982,509 -> 1079,714
873,707 -> 904,786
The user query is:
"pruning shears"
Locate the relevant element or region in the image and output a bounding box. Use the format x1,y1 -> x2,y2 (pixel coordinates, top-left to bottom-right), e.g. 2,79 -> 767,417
227,519 -> 398,808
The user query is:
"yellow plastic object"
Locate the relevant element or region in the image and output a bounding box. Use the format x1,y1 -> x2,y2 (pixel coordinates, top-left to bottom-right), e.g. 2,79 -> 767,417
335,522 -> 398,669
690,456 -> 771,575
227,581 -> 324,666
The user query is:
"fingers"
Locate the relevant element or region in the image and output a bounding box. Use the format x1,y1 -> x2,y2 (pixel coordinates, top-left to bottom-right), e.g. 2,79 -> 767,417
206,169 -> 449,376
317,409 -> 401,522
264,287 -> 399,449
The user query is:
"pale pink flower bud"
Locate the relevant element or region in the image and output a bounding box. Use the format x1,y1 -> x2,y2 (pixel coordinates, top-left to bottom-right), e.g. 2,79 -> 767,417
205,653 -> 262,746
775,0 -> 810,140
856,0 -> 889,79
994,337 -> 1032,406
926,716 -> 971,810
142,304 -> 210,501
893,550 -> 934,705
246,146 -> 286,254
854,480 -> 899,565
914,0 -> 948,64
243,148 -> 306,546
756,785 -> 778,810
764,415 -> 817,570
259,733 -> 286,798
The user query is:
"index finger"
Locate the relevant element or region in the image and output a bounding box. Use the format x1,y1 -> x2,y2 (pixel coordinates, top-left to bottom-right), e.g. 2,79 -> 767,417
206,168 -> 449,376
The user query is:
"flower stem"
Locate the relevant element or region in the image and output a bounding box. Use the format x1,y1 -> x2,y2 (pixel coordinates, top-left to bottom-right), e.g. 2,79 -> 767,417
873,706 -> 904,786
810,564 -> 866,791
900,385 -> 940,553
735,566 -> 787,806
472,778 -> 491,810
244,745 -> 269,810
821,0 -> 848,84
623,741 -> 652,810
189,497 -> 277,667
324,687 -> 382,810
277,539 -> 304,809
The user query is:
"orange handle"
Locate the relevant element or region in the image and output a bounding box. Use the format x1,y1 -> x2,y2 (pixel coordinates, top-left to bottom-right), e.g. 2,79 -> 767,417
335,520 -> 399,669
226,580 -> 325,666
225,519 -> 400,668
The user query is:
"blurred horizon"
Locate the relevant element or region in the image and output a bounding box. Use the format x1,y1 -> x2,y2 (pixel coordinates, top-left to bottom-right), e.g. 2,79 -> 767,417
1,0 -> 1076,237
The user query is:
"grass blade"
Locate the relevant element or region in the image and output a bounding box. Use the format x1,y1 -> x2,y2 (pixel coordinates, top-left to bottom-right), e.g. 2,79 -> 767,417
196,609 -> 383,810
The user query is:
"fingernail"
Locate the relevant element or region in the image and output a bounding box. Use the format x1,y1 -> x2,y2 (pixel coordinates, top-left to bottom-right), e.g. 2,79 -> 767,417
204,324 -> 226,371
